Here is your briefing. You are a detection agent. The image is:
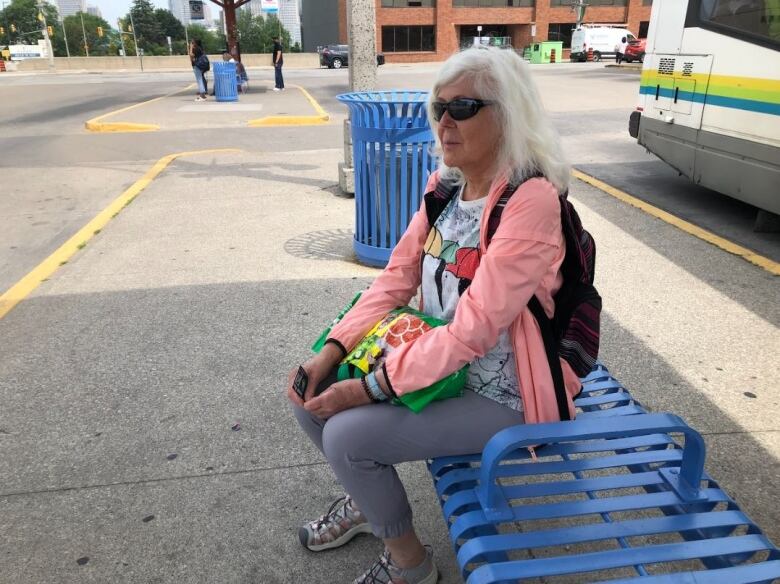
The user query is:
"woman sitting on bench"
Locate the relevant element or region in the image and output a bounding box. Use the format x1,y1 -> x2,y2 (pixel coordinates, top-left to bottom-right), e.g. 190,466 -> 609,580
286,46 -> 581,584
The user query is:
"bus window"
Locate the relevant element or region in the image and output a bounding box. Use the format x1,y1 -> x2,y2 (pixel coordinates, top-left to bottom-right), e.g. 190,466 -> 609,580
699,0 -> 779,42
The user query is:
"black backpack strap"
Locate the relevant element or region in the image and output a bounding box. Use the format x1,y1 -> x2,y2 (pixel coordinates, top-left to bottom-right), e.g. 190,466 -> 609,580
484,173 -> 571,422
424,178 -> 460,227
528,295 -> 572,421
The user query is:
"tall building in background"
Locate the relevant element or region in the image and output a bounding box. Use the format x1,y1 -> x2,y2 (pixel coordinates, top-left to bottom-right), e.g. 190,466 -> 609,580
170,0 -> 213,27
85,4 -> 101,17
278,0 -> 301,46
56,0 -> 86,17
169,0 -> 191,25
250,0 -> 301,46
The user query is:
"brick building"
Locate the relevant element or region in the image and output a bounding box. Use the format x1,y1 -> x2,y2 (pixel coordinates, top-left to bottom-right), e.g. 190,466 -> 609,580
338,0 -> 652,62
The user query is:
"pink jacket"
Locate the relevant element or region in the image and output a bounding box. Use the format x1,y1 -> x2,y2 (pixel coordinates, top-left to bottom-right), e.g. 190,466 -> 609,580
328,170 -> 582,424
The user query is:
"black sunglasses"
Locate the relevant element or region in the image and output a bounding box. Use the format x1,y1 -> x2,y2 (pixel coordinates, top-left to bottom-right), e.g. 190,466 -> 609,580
432,98 -> 494,122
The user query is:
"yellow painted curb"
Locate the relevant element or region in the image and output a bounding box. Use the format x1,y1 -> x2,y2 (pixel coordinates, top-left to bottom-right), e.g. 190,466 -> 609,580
247,84 -> 330,127
0,148 -> 242,320
85,84 -> 194,133
572,169 -> 780,276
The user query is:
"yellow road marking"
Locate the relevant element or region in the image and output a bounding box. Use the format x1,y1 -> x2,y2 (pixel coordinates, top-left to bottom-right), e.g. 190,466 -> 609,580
84,84 -> 195,133
247,84 -> 330,127
572,169 -> 780,276
0,148 -> 241,320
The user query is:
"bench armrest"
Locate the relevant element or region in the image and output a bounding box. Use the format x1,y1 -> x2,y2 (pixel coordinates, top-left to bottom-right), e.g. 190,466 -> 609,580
476,413 -> 706,521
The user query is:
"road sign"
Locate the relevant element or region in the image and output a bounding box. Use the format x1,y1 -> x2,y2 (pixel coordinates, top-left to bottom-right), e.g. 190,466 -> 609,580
189,0 -> 204,20
261,0 -> 279,13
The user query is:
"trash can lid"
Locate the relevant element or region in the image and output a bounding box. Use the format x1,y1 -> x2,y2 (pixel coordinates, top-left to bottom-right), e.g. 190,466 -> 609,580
337,90 -> 429,105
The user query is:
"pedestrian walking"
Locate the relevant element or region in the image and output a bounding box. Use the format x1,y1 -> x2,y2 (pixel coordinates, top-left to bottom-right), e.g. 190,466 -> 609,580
272,36 -> 284,91
189,39 -> 209,101
616,36 -> 628,64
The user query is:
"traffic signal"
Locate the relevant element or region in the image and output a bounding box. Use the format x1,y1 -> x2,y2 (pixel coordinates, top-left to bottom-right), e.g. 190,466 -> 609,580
47,25 -> 53,36
97,26 -> 103,37
38,12 -> 44,22
10,23 -> 16,33
127,24 -> 132,33
0,26 -> 4,35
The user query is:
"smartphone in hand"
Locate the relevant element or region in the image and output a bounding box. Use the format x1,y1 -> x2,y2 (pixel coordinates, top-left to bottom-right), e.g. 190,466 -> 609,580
293,366 -> 309,401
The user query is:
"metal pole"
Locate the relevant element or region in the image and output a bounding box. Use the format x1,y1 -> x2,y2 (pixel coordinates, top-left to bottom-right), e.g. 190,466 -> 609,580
37,1 -> 54,68
79,11 -> 89,56
61,15 -> 70,58
184,24 -> 189,51
2,1 -> 12,49
128,10 -> 142,71
117,18 -> 125,57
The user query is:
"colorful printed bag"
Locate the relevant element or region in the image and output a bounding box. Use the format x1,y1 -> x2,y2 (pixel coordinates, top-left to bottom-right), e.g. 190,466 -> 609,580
312,293 -> 467,413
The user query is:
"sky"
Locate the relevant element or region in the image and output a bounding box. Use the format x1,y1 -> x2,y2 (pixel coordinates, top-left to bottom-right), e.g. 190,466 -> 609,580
92,0 -> 169,27
91,0 -> 223,28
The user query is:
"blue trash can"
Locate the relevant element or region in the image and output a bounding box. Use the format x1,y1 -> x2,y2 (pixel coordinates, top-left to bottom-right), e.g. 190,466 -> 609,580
213,61 -> 238,102
337,91 -> 437,267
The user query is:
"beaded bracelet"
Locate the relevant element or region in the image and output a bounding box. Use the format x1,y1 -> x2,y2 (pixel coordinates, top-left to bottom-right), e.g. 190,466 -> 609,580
361,376 -> 379,403
366,371 -> 388,402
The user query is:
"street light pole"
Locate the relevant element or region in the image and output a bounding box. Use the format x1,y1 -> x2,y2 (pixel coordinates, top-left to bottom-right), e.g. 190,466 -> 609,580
117,18 -> 125,57
128,10 -> 142,71
79,11 -> 89,56
37,0 -> 54,68
61,15 -> 70,58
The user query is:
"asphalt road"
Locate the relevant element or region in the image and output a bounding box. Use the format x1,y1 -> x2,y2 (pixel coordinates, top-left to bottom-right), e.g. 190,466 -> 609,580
1,63 -> 777,296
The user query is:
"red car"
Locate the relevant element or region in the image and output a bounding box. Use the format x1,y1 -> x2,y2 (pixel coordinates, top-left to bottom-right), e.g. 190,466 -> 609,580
623,38 -> 646,63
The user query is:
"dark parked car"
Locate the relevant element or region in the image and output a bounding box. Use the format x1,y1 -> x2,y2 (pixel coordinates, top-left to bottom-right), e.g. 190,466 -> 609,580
318,44 -> 385,69
623,38 -> 646,63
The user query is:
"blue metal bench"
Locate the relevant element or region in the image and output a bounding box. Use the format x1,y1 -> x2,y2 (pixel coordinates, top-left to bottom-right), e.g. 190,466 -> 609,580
427,366 -> 780,583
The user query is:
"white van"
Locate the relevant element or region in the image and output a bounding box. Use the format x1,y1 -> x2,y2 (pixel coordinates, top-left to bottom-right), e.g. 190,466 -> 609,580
570,25 -> 637,62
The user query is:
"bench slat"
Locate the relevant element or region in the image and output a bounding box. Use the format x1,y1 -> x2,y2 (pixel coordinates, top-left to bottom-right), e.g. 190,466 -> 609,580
429,365 -> 779,583
457,510 -> 754,564
467,535 -> 775,582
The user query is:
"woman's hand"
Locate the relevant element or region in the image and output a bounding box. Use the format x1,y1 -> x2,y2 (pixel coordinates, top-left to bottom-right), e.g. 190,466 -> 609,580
303,378 -> 371,419
285,343 -> 345,407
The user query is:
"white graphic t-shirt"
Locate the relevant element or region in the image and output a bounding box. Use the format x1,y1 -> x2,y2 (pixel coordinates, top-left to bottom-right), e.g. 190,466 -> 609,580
421,188 -> 522,411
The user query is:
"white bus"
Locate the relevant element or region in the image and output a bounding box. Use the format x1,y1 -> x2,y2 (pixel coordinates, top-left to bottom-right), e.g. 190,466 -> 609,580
628,0 -> 780,218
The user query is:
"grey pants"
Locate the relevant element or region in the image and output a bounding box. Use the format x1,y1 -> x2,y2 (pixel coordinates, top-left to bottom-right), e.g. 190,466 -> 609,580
292,371 -> 525,539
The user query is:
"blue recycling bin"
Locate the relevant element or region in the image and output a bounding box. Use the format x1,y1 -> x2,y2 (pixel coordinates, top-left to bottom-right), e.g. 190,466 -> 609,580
337,91 -> 437,267
213,61 -> 238,102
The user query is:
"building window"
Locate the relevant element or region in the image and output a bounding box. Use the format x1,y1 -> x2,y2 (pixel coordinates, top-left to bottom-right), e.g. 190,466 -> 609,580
453,0 -> 534,7
381,0 -> 436,6
643,0 -> 653,5
697,0 -> 780,43
382,26 -> 436,51
550,0 -> 627,6
548,22 -> 577,47
638,20 -> 650,37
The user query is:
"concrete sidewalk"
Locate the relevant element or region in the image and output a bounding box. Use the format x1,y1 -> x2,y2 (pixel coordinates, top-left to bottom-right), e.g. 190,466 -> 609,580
1,149 -> 778,583
86,81 -> 335,133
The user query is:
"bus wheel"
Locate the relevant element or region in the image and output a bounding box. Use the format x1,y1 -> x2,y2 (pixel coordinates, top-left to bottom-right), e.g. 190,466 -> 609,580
594,51 -> 602,62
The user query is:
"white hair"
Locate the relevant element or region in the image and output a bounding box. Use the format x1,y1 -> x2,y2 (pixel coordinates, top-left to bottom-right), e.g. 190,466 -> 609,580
428,46 -> 570,193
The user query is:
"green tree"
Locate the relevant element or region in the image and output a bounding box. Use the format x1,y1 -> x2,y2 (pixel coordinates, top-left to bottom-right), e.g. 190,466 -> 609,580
154,8 -> 185,45
187,23 -> 223,54
232,10 -> 291,54
235,9 -> 263,53
125,0 -> 164,52
57,12 -> 112,56
0,0 -> 58,47
258,14 -> 290,53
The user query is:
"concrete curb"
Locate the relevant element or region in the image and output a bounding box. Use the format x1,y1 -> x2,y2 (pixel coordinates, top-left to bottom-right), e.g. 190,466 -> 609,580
573,169 -> 780,275
84,84 -> 194,133
247,84 -> 330,127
